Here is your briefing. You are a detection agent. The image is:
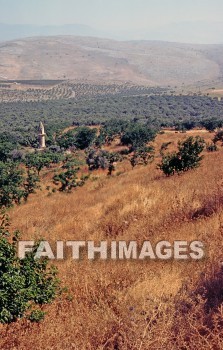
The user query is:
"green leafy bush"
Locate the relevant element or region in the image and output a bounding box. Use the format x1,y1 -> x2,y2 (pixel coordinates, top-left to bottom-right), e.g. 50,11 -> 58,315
206,143 -> 218,152
0,213 -> 60,323
86,149 -> 110,171
213,130 -> 223,145
74,127 -> 97,150
130,146 -> 154,168
158,136 -> 205,176
0,161 -> 25,207
158,152 -> 179,176
0,159 -> 41,208
86,149 -> 122,175
53,156 -> 85,191
57,127 -> 96,150
23,169 -> 40,199
28,309 -> 46,323
25,150 -> 63,175
121,125 -> 156,150
201,118 -> 222,132
98,119 -> 130,145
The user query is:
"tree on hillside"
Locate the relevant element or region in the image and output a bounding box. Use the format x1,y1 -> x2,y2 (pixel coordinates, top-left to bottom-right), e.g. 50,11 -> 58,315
86,149 -> 110,171
86,149 -> 122,175
121,125 -> 156,150
213,130 -> 223,145
56,130 -> 75,149
57,127 -> 97,150
0,133 -> 18,162
201,119 -> 222,132
74,127 -> 97,150
0,161 -> 40,208
97,119 -> 130,146
130,146 -> 155,168
0,161 -> 25,207
175,120 -> 197,132
53,156 -> 86,192
23,169 -> 40,200
0,213 -> 60,323
0,142 -> 15,162
206,142 -> 218,152
25,151 -> 63,175
106,152 -> 122,176
158,136 -> 205,176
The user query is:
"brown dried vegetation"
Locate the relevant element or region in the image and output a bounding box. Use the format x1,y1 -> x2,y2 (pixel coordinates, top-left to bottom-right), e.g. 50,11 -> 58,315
1,131 -> 223,349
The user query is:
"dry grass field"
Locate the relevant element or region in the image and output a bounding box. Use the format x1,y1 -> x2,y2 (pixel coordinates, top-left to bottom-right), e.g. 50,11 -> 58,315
1,130 -> 223,349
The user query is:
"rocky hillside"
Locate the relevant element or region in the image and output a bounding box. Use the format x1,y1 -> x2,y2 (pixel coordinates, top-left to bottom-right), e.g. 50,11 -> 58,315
0,36 -> 223,86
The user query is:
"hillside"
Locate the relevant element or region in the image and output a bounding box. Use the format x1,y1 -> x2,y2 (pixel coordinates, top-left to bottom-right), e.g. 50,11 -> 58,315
1,130 -> 223,349
0,36 -> 223,86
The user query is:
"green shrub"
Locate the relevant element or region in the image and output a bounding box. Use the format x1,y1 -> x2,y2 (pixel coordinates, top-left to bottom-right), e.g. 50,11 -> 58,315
206,143 -> 218,152
0,213 -> 60,323
86,149 -> 122,175
213,130 -> 223,145
24,169 -> 40,199
53,156 -> 85,192
57,127 -> 96,150
98,119 -> 129,145
73,127 -> 97,150
201,118 -> 222,132
158,136 -> 205,176
121,125 -> 156,150
130,146 -> 154,168
28,309 -> 46,323
158,152 -> 179,176
0,161 -> 25,207
25,150 -> 63,175
177,136 -> 205,171
86,149 -> 110,171
0,160 -> 40,208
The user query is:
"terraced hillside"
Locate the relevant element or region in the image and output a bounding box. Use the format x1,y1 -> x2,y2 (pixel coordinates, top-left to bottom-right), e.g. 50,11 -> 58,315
0,80 -> 168,103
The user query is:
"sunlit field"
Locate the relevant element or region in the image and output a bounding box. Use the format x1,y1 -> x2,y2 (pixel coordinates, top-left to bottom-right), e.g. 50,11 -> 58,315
0,130 -> 222,349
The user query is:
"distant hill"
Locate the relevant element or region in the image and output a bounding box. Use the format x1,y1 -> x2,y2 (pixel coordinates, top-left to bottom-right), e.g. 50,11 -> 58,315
137,21 -> 223,45
0,21 -> 223,44
0,36 -> 223,86
0,23 -> 106,42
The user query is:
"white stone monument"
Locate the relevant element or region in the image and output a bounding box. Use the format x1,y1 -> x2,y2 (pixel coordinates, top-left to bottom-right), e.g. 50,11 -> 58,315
38,122 -> 46,149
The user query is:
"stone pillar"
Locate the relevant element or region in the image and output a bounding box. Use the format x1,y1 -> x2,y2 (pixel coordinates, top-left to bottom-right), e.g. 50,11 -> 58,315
39,122 -> 46,149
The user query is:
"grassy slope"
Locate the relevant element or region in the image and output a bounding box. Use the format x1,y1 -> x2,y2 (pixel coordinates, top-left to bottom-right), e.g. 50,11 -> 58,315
1,130 -> 223,349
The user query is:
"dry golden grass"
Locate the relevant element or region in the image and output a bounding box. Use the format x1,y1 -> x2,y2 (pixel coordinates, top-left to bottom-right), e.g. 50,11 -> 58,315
1,130 -> 223,349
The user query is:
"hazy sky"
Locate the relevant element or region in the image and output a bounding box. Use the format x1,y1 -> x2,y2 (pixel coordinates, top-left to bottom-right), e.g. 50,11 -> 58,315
0,0 -> 222,28
0,0 -> 223,43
